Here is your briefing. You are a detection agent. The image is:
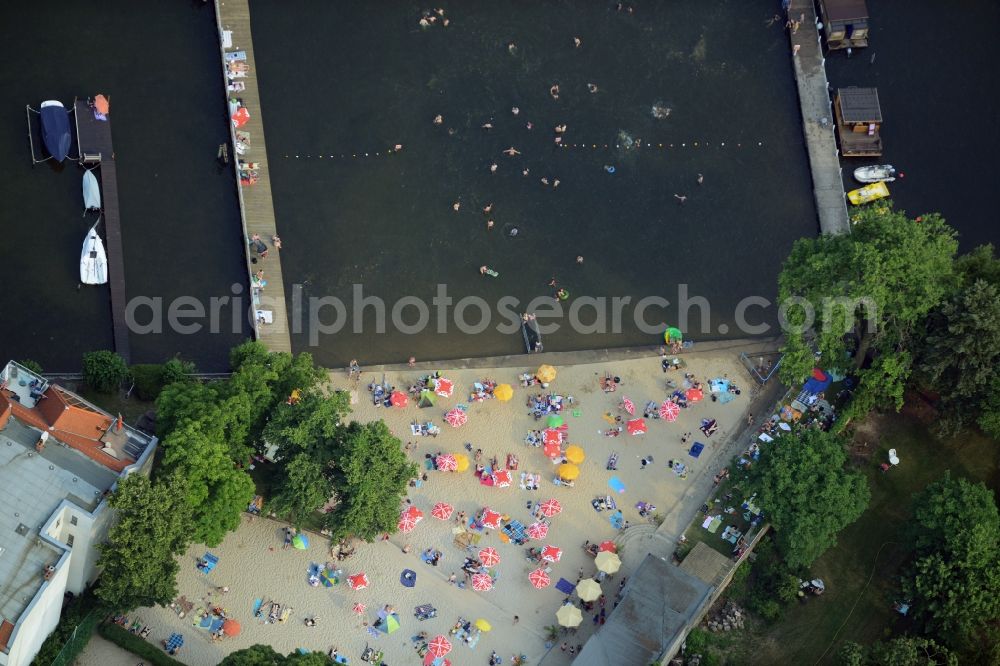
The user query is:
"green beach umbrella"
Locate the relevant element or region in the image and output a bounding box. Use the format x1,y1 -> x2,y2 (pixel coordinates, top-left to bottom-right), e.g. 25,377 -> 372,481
665,327 -> 683,343
418,389 -> 437,408
291,533 -> 309,550
547,414 -> 564,428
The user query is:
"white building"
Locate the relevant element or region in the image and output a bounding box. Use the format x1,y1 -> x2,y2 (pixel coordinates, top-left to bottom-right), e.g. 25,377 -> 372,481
0,362 -> 157,666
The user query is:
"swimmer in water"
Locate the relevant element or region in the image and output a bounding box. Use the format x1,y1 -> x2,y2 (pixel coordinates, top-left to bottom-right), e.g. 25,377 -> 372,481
522,168 -> 530,176
574,37 -> 582,48
553,179 -> 560,188
490,163 -> 498,173
550,84 -> 560,100
511,106 -> 520,116
503,147 -> 521,156
483,203 -> 493,214
509,227 -> 519,237
554,137 -> 562,144
481,122 -> 493,130
479,266 -> 488,275
541,177 -> 549,186
419,17 -> 430,27
555,124 -> 567,133
433,114 -> 443,125
508,42 -> 517,54
587,83 -> 598,93
697,173 -> 704,185
576,255 -> 584,264
452,202 -> 461,211
674,193 -> 687,204
526,121 -> 533,130
487,220 -> 494,230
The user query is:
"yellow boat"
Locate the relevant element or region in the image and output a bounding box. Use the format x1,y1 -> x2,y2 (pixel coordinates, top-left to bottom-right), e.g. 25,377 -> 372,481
847,181 -> 890,205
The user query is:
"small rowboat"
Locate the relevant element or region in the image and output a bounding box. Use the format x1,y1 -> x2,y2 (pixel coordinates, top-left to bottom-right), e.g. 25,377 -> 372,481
853,164 -> 897,183
847,181 -> 890,205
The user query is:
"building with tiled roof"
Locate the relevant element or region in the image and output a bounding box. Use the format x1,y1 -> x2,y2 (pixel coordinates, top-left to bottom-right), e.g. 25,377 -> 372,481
0,362 -> 157,666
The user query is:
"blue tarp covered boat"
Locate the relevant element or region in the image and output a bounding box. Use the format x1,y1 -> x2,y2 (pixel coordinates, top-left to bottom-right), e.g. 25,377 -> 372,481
40,100 -> 71,162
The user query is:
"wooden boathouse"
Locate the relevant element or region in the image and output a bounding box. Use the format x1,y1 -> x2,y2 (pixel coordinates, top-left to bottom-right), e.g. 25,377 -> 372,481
818,0 -> 870,51
834,87 -> 883,157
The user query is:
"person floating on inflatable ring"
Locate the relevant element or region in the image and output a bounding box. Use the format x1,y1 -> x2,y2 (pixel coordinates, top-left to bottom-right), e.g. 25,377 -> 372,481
556,288 -> 569,301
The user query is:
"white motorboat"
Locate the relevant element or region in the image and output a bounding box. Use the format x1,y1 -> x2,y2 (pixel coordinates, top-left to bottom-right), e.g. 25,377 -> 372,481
80,222 -> 108,285
83,169 -> 101,213
853,164 -> 897,183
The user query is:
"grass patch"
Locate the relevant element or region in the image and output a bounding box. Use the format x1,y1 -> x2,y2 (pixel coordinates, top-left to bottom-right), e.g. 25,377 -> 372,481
742,411 -> 998,664
97,622 -> 186,666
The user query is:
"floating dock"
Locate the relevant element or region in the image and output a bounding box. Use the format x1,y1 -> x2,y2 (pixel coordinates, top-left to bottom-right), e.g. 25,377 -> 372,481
788,0 -> 851,235
214,0 -> 292,354
74,99 -> 131,362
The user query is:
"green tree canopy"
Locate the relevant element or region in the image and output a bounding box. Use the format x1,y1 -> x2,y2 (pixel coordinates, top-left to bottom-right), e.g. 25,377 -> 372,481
916,245 -> 1000,437
777,206 -> 958,421
95,474 -> 192,611
904,473 -> 1000,643
219,644 -> 329,665
837,637 -> 957,666
263,390 -> 349,461
747,428 -> 870,568
325,421 -> 418,541
268,454 -> 332,527
82,350 -> 130,393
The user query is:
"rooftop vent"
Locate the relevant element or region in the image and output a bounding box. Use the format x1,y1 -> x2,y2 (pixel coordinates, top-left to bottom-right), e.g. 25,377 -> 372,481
15,524 -> 29,536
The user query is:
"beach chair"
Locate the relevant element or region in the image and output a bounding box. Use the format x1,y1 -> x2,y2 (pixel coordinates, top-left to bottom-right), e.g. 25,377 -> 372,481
606,452 -> 619,470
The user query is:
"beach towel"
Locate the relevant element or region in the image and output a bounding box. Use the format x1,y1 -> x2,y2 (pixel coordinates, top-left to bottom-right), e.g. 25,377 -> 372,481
400,569 -> 417,587
199,615 -> 212,628
209,618 -> 225,633
689,442 -> 705,458
252,599 -> 263,615
200,553 -> 219,574
608,476 -> 626,494
701,516 -> 713,529
708,516 -> 722,533
609,510 -> 624,529
717,392 -> 735,404
555,577 -> 576,595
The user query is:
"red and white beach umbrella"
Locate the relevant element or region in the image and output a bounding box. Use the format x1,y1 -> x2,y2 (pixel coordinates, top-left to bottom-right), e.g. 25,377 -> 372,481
398,505 -> 424,532
526,522 -> 549,540
539,499 -> 562,518
660,400 -> 680,422
543,440 -> 562,459
529,568 -> 551,589
481,509 -> 503,529
428,635 -> 453,658
435,378 -> 454,397
352,602 -> 366,615
541,545 -> 563,562
348,573 -> 369,590
436,454 -> 458,471
598,540 -> 618,553
621,396 -> 635,415
478,547 -> 501,567
390,390 -> 409,408
431,502 -> 454,520
471,573 -> 494,592
444,408 -> 467,428
626,418 -> 648,435
542,428 -> 562,447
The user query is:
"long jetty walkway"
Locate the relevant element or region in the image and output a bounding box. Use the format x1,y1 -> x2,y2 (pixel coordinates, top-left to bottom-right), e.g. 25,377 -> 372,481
214,0 -> 292,353
787,0 -> 851,235
75,100 -> 131,362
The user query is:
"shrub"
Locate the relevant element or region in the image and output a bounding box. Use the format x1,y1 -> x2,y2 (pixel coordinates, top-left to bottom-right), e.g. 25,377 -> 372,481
161,357 -> 196,386
19,359 -> 44,374
130,364 -> 165,401
82,350 -> 129,393
97,622 -> 186,666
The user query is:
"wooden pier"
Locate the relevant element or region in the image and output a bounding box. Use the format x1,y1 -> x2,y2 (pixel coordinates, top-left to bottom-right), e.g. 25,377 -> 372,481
74,99 -> 131,362
214,0 -> 292,354
787,0 -> 851,235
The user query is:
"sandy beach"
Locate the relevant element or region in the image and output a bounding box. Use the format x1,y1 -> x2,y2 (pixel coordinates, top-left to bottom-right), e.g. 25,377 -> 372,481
131,350 -> 754,665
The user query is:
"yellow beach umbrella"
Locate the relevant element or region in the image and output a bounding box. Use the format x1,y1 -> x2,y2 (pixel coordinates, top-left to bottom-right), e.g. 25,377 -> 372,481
475,618 -> 492,632
595,551 -> 621,574
564,445 -> 585,465
453,453 -> 470,472
494,383 -> 513,402
557,463 -> 580,481
575,578 -> 602,602
536,364 -> 557,383
556,604 -> 583,627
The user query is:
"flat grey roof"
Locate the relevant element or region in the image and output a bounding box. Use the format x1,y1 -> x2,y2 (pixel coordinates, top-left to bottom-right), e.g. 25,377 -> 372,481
0,418 -> 113,623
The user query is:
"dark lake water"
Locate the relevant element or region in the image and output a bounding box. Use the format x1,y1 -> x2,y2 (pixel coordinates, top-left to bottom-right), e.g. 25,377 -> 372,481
4,2 -> 992,373
0,1 -> 250,373
827,0 -> 1000,251
251,0 -> 817,367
